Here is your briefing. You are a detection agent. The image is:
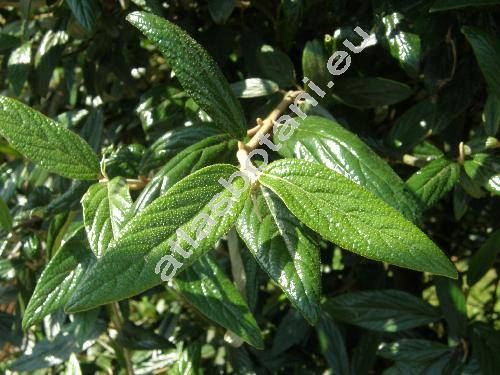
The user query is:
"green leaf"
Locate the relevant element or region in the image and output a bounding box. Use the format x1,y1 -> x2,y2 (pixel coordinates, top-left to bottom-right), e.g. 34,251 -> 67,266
351,331 -> 381,375
259,159 -> 457,278
127,11 -> 247,138
484,93 -> 500,136
79,108 -> 103,152
316,312 -> 350,375
65,0 -> 98,33
0,97 -> 101,180
407,158 -> 460,210
174,253 -> 263,348
435,277 -> 468,344
236,186 -> 321,323
468,229 -> 500,286
462,27 -> 500,96
257,45 -> 297,88
378,339 -> 450,363
431,0 -> 500,11
133,134 -> 237,215
208,0 -> 236,24
471,322 -> 500,375
302,40 -> 330,88
464,154 -> 500,194
139,125 -> 223,173
382,13 -> 421,78
333,77 -> 413,108
22,229 -> 96,329
0,196 -> 12,232
271,309 -> 309,355
81,177 -> 132,257
7,41 -> 31,95
323,290 -> 441,332
65,164 -> 250,312
276,116 -> 421,223
117,322 -> 174,350
46,181 -> 93,217
230,78 -> 279,98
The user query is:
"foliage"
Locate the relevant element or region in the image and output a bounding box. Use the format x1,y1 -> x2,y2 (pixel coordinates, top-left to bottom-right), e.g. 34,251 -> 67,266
0,0 -> 499,373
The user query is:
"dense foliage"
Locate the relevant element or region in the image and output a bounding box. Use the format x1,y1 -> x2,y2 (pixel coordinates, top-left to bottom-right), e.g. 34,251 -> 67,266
0,0 -> 499,373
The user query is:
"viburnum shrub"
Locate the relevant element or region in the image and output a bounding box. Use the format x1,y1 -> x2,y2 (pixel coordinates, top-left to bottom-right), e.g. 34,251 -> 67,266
0,1 -> 499,373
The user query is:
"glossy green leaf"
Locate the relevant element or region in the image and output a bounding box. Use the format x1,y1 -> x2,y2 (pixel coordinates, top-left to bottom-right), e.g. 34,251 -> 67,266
7,42 -> 31,95
0,97 -> 101,180
236,186 -> 321,323
174,253 -> 263,348
323,290 -> 441,332
0,196 -> 12,232
462,27 -> 500,96
464,153 -> 500,194
230,78 -> 279,98
34,30 -> 68,97
139,125 -> 223,173
276,116 -> 421,223
208,0 -> 236,24
133,134 -> 237,215
259,159 -> 457,278
302,40 -> 330,88
378,339 -> 450,363
435,277 -> 468,344
22,229 -> 96,329
333,77 -> 412,108
316,312 -> 349,375
81,177 -> 132,257
468,229 -> 500,286
431,0 -> 500,11
65,0 -> 98,32
407,158 -> 460,210
257,45 -> 296,88
127,11 -> 246,138
382,13 -> 420,78
66,164 -> 250,312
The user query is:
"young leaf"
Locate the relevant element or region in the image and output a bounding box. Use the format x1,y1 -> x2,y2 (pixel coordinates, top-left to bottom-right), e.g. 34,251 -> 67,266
276,116 -> 421,223
126,11 -> 247,138
81,177 -> 132,257
65,164 -> 250,312
230,78 -> 279,98
316,312 -> 350,375
468,230 -> 500,286
65,0 -> 98,33
333,77 -> 413,108
462,27 -> 500,96
174,253 -> 264,349
236,186 -> 321,324
258,159 -> 457,278
0,97 -> 101,180
0,197 -> 12,232
407,158 -> 460,210
323,290 -> 441,332
22,229 -> 96,329
7,42 -> 31,95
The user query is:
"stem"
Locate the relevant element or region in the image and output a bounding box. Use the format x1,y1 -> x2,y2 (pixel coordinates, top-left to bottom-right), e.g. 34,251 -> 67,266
109,302 -> 134,375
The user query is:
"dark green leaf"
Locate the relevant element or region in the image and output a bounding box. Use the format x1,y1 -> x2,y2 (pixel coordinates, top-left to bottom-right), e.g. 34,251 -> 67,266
271,309 -> 309,355
257,45 -> 297,88
230,78 -> 279,98
302,40 -> 330,88
484,94 -> 500,136
45,180 -> 93,217
468,229 -> 500,286
462,27 -> 500,96
464,153 -> 500,194
65,0 -> 98,33
276,116 -> 421,223
0,196 -> 12,232
471,322 -> 500,375
323,290 -> 441,332
127,11 -> 247,138
333,77 -> 412,108
66,164 -> 250,312
22,229 -> 96,329
431,0 -> 500,11
236,186 -> 321,323
407,158 -> 460,210
175,253 -> 263,348
81,177 -> 132,257
351,331 -> 381,375
259,159 -> 457,278
117,322 -> 174,350
34,30 -> 68,97
378,339 -> 450,363
453,185 -> 469,220
382,13 -> 421,78
0,96 -> 101,180
7,41 -> 31,95
435,277 -> 468,344
208,0 -> 236,24
79,108 -> 103,152
316,312 -> 349,375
